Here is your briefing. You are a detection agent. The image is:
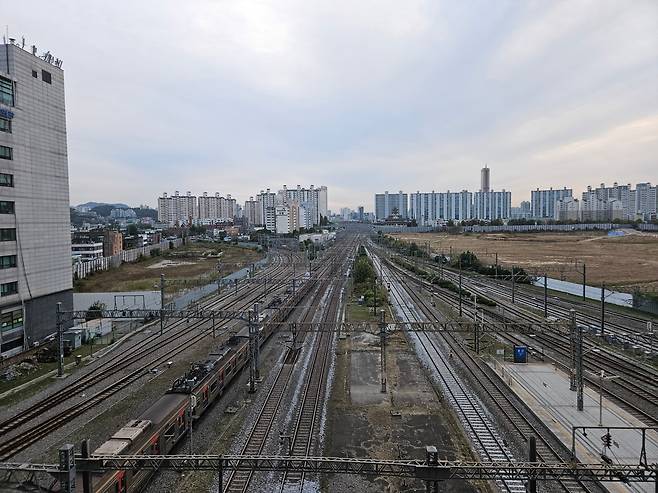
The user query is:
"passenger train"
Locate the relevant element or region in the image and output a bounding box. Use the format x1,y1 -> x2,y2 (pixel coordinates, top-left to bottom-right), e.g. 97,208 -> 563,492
90,276 -> 314,493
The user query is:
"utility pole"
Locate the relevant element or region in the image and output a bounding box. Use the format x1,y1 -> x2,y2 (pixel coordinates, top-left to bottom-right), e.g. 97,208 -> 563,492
379,309 -> 387,393
248,309 -> 256,393
576,322 -> 584,412
216,261 -> 221,294
458,259 -> 463,317
569,309 -> 577,392
600,282 -> 605,337
582,263 -> 586,301
528,436 -> 537,493
511,266 -> 515,304
56,302 -> 64,377
188,397 -> 194,454
544,272 -> 548,318
160,274 -> 165,336
254,303 -> 260,380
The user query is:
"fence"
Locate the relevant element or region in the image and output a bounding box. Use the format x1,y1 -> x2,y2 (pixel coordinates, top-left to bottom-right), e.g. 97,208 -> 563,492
638,223 -> 658,232
462,223 -> 631,233
73,238 -> 184,279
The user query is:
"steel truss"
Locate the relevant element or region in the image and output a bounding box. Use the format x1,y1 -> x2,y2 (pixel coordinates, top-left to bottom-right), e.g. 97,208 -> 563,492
1,454 -> 654,484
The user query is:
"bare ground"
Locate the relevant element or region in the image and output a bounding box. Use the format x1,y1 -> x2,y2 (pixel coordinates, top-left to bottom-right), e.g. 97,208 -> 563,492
392,231 -> 658,293
74,242 -> 263,293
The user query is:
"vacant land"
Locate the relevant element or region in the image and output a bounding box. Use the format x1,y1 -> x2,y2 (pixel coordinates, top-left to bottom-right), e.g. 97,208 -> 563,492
74,242 -> 263,293
392,231 -> 658,293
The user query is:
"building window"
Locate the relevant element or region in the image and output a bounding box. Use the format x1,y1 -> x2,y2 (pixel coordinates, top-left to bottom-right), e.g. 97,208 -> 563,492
32,70 -> 38,78
0,173 -> 13,187
0,255 -> 16,269
1,309 -> 22,333
41,70 -> 52,84
0,145 -> 11,160
0,76 -> 13,106
0,116 -> 10,133
0,228 -> 16,241
1,281 -> 18,297
0,201 -> 14,214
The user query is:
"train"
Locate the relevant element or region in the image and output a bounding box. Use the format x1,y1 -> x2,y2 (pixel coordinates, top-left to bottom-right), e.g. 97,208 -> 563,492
89,274 -> 316,493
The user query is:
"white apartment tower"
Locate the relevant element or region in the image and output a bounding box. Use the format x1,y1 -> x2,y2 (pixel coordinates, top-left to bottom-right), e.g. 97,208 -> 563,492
0,41 -> 73,355
157,191 -> 197,225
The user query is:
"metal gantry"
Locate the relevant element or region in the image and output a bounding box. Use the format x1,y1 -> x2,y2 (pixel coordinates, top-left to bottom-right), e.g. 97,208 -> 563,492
1,445 -> 655,493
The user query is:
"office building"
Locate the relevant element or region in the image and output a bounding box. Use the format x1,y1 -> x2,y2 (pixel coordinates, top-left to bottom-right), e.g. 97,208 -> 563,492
530,187 -> 573,218
357,206 -> 364,221
0,41 -> 73,356
374,191 -> 408,221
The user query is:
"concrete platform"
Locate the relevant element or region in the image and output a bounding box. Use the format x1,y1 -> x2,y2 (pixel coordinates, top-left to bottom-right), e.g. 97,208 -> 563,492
491,361 -> 658,493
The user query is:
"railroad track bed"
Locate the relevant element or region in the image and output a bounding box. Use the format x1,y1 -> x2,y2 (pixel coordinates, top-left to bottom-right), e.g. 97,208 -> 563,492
0,256 -> 301,463
379,247 -> 658,425
375,251 -> 607,493
223,241 -> 354,493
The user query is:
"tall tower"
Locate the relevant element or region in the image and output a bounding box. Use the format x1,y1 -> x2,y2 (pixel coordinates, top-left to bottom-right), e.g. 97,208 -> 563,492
481,164 -> 490,193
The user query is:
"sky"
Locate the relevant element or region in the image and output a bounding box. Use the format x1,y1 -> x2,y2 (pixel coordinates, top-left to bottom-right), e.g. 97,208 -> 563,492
5,1 -> 658,210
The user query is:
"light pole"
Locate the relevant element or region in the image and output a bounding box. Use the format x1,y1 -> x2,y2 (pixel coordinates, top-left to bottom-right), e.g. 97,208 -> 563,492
597,370 -> 620,427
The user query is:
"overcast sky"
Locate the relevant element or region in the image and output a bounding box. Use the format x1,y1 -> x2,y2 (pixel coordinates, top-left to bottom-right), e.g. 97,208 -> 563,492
6,1 -> 658,210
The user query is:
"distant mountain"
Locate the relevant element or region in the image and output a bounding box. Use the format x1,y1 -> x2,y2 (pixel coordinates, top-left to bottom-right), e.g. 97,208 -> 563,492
76,202 -> 130,210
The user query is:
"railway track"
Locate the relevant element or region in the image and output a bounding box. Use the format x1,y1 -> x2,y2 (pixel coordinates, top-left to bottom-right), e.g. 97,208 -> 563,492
0,256 -> 300,460
375,251 -> 607,493
223,240 -> 354,493
381,248 -> 658,425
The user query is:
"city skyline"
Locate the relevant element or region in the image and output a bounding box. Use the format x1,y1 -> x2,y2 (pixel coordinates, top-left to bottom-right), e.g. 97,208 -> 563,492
5,1 -> 658,210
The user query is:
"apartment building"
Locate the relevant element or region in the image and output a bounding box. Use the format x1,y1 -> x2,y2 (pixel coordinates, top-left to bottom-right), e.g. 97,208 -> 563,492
157,191 -> 197,225
197,192 -> 236,223
530,187 -> 573,218
0,41 -> 73,356
374,191 -> 408,221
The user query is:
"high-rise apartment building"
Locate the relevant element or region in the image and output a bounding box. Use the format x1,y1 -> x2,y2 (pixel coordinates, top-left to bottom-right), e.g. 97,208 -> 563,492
277,185 -> 327,225
0,41 -> 73,356
634,182 -> 657,220
374,191 -> 408,221
473,190 -> 511,221
256,189 -> 277,227
157,191 -> 197,225
530,187 -> 573,218
197,192 -> 236,223
243,197 -> 259,225
583,183 -> 634,219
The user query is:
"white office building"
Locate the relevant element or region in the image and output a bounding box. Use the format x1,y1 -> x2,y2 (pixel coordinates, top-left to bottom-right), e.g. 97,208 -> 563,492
0,41 -> 73,355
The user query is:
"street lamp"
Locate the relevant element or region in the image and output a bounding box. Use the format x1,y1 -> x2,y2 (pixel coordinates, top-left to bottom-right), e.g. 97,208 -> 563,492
595,369 -> 620,427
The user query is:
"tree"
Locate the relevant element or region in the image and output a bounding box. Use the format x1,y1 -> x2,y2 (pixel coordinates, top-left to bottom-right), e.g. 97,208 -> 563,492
353,256 -> 375,284
127,224 -> 138,236
86,301 -> 107,321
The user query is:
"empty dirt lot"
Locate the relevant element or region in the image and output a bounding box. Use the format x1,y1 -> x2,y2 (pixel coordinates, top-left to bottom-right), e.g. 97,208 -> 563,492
392,230 -> 658,293
74,242 -> 263,293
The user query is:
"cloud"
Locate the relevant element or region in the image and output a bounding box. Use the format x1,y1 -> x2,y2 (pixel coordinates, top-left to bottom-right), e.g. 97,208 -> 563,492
4,0 -> 657,210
